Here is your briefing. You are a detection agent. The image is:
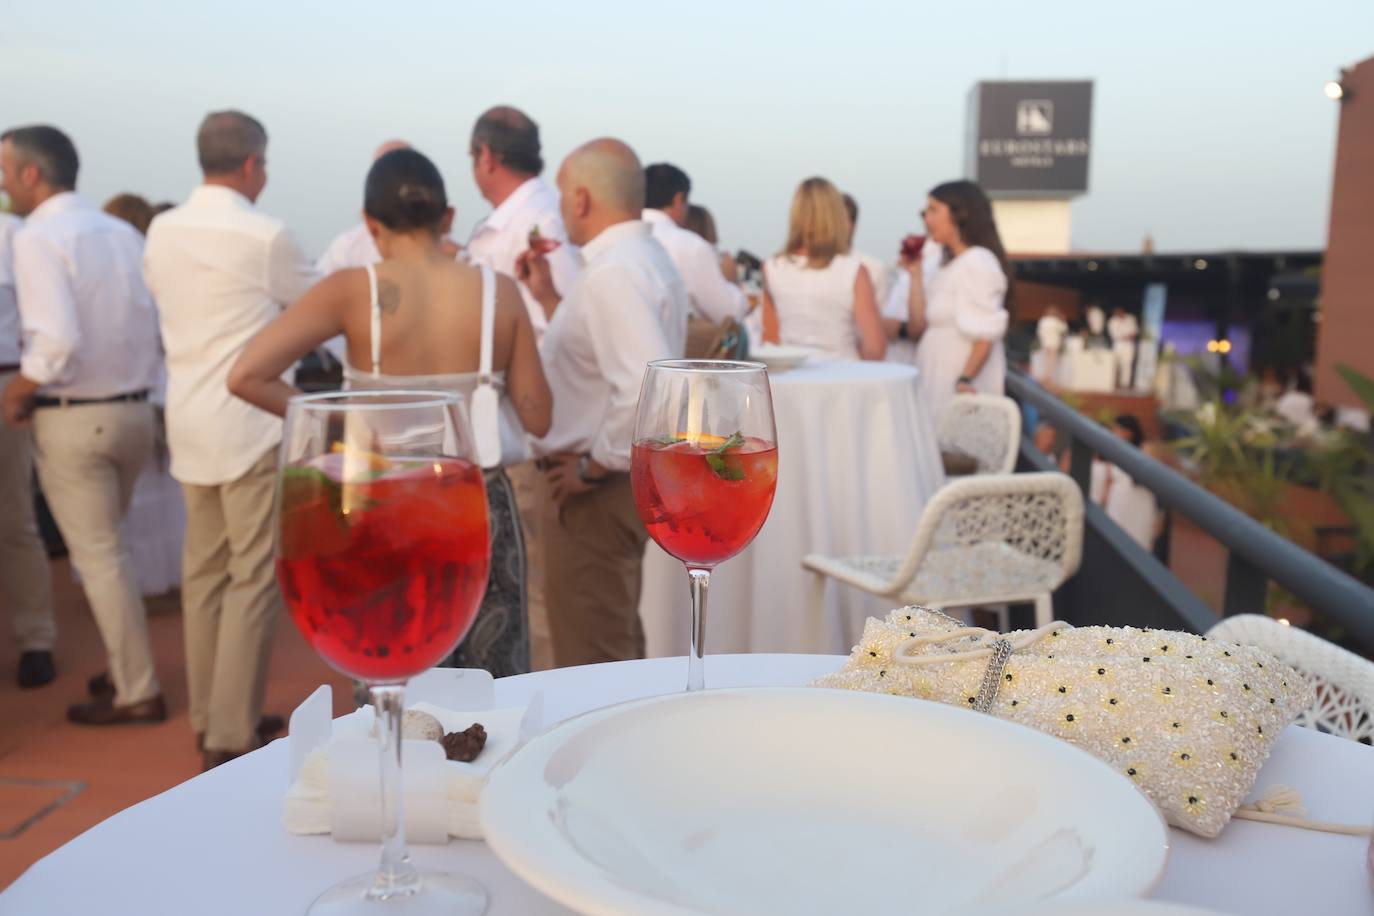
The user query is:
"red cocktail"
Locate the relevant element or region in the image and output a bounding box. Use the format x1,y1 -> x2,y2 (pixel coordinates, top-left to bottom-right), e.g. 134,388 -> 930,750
277,453 -> 490,683
632,434 -> 777,568
631,360 -> 777,691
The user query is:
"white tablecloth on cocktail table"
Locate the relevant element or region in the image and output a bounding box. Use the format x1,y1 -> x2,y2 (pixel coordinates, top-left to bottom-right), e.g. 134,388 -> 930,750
639,360 -> 945,658
4,654 -> 1371,916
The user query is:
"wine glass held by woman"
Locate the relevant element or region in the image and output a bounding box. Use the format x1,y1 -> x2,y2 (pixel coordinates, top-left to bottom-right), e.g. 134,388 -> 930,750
901,179 -> 1012,420
229,147 -> 551,681
758,177 -> 885,361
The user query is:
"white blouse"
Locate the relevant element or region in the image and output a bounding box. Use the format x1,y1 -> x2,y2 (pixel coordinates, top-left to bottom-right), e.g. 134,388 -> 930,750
764,253 -> 864,359
913,246 -> 1009,422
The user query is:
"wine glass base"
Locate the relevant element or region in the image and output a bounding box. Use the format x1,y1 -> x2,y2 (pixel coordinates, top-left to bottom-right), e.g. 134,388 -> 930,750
306,867 -> 487,915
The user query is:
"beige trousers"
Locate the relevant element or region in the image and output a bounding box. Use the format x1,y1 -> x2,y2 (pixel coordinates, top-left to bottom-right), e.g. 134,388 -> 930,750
31,400 -> 158,704
0,371 -> 56,651
542,473 -> 648,667
505,460 -> 548,660
180,446 -> 281,752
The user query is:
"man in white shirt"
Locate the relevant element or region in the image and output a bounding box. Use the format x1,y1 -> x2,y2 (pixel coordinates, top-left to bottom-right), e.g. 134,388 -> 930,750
465,106 -> 580,343
521,138 -> 688,666
0,125 -> 164,724
0,209 -> 59,689
465,106 -> 580,664
642,163 -> 745,326
842,193 -> 893,306
143,110 -> 315,767
1108,307 -> 1140,390
314,140 -> 409,278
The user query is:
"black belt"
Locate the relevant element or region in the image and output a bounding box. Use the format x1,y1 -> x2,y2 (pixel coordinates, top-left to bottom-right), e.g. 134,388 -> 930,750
32,389 -> 150,409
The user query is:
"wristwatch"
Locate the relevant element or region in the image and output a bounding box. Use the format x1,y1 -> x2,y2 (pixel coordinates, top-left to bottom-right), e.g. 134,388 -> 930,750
577,454 -> 605,485
897,321 -> 910,340
956,375 -> 973,388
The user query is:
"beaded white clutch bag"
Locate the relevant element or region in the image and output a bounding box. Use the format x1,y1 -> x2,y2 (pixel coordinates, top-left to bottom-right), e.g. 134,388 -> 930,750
814,607 -> 1315,838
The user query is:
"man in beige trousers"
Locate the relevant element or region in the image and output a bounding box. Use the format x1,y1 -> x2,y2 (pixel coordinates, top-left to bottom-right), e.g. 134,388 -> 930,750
144,110 -> 316,769
1,125 -> 164,723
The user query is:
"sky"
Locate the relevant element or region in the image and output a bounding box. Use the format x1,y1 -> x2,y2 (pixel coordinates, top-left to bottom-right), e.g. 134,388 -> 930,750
3,1 -> 1371,262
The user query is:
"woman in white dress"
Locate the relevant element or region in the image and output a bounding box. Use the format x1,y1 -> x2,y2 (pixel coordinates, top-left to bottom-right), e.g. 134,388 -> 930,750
229,148 -> 551,678
760,177 -> 885,361
892,180 -> 1011,421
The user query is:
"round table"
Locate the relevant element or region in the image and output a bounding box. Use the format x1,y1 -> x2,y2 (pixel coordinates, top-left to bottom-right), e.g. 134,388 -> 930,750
4,655 -> 1371,915
638,360 -> 945,658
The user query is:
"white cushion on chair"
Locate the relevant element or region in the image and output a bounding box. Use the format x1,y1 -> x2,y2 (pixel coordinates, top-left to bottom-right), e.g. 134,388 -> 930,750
908,542 -> 1063,604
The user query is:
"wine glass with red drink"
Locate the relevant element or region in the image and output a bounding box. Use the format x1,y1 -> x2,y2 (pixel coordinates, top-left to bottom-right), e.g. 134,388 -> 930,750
631,360 -> 778,691
276,390 -> 491,915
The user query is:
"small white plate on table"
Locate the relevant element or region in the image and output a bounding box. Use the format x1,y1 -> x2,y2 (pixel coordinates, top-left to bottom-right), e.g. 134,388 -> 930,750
748,343 -> 813,372
482,687 -> 1169,916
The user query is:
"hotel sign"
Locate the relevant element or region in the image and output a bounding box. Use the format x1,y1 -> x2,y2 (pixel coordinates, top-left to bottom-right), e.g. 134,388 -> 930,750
967,81 -> 1094,197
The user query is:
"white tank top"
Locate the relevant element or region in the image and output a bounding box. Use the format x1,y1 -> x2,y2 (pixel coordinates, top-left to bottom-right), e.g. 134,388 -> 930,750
342,263 -> 527,467
764,253 -> 863,359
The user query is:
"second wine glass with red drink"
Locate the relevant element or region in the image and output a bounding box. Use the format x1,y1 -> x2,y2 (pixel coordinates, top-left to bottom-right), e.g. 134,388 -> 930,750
631,360 -> 778,691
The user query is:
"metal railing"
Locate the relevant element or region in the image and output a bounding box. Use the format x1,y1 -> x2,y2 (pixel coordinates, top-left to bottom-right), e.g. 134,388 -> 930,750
1005,370 -> 1374,651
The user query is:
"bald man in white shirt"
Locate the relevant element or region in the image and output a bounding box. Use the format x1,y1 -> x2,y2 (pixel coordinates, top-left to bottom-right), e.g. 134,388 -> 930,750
641,163 -> 745,326
521,138 -> 688,666
1,124 -> 164,725
144,110 -> 315,768
0,210 -> 59,690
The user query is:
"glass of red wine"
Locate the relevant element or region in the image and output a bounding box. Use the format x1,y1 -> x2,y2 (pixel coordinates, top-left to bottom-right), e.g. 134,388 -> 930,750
276,390 -> 491,915
631,360 -> 778,691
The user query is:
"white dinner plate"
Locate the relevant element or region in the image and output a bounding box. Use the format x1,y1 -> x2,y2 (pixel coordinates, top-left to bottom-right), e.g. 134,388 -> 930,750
748,343 -> 812,371
482,687 -> 1169,916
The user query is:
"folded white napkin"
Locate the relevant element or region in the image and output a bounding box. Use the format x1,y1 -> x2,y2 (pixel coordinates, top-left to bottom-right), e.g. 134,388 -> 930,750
282,671 -> 541,844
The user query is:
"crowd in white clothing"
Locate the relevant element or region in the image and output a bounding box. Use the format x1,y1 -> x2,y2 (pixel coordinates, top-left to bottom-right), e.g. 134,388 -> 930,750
0,104 -> 1020,770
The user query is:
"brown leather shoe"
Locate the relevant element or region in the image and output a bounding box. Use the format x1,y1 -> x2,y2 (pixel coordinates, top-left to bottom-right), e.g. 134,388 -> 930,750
67,694 -> 167,726
201,747 -> 249,771
87,671 -> 115,699
194,714 -> 287,751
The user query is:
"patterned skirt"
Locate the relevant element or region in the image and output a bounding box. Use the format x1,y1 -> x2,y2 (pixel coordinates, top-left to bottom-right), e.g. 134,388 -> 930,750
438,467 -> 530,677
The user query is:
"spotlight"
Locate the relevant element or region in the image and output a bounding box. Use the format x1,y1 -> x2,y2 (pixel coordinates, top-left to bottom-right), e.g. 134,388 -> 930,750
1218,339 -> 1232,354
1194,259 -> 1208,270
1267,288 -> 1280,301
1206,340 -> 1219,353
1325,69 -> 1352,102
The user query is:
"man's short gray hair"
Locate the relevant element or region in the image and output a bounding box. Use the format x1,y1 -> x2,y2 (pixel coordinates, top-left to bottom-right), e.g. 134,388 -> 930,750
197,110 -> 267,175
0,125 -> 79,190
470,106 -> 543,176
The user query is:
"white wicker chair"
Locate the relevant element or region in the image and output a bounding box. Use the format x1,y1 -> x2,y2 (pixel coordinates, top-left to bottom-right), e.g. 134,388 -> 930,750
937,394 -> 1022,475
1207,614 -> 1374,743
802,472 -> 1084,630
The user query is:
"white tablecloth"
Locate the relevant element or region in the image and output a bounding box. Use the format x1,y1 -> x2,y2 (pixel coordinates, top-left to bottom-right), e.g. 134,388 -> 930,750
639,360 -> 945,658
5,654 -> 1371,916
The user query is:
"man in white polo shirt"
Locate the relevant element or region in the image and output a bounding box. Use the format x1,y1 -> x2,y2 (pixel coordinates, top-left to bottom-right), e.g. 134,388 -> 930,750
641,162 -> 745,326
1,124 -> 163,724
144,110 -> 316,768
520,138 -> 688,666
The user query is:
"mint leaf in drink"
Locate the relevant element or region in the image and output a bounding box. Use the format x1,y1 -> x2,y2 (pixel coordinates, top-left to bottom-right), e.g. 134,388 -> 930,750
653,434 -> 685,446
704,431 -> 747,481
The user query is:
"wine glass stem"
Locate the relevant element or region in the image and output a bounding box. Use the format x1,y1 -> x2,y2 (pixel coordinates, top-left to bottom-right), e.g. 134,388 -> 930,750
369,684 -> 421,900
687,567 -> 711,691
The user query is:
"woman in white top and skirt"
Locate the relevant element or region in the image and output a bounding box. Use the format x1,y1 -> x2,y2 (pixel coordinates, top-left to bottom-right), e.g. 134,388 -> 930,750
760,177 -> 885,361
229,148 -> 552,679
890,180 -> 1011,422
